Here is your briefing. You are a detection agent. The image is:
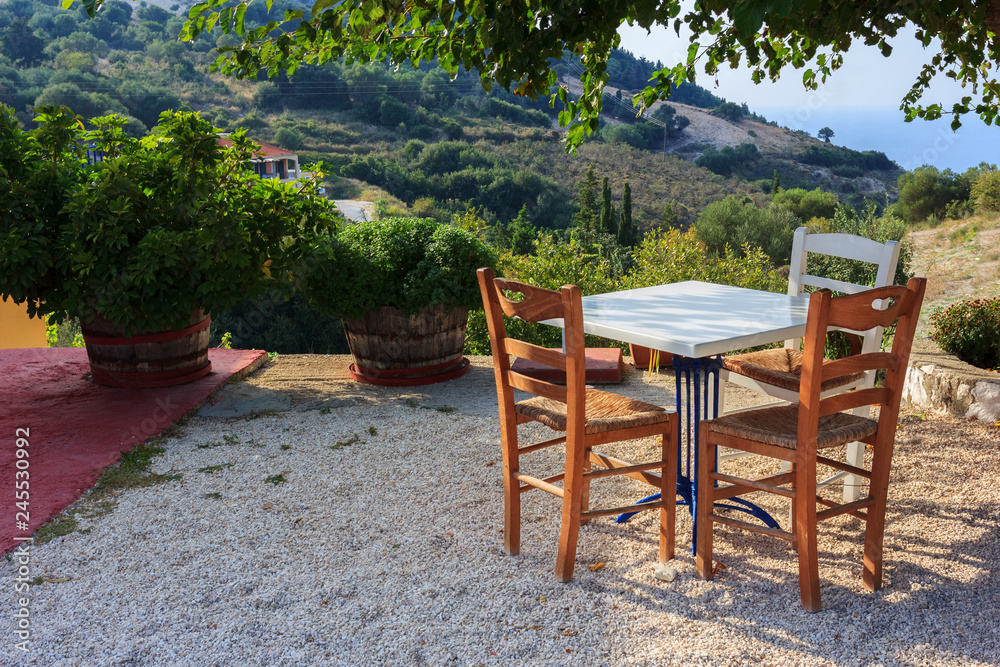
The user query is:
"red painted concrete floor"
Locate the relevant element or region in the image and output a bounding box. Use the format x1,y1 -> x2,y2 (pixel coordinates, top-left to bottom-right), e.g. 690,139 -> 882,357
0,347 -> 266,554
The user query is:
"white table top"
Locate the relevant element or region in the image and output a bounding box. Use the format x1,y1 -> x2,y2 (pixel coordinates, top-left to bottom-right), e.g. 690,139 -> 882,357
551,281 -> 811,358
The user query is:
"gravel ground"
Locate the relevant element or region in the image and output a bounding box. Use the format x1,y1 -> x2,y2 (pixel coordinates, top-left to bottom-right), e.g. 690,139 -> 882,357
3,356 -> 999,666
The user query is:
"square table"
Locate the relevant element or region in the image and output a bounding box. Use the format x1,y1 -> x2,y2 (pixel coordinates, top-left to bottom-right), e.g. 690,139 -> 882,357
574,281 -> 810,358
546,280 -> 811,550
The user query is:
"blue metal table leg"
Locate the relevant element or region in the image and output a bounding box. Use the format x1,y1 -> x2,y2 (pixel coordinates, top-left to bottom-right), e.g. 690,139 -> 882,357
615,356 -> 701,526
615,355 -> 780,550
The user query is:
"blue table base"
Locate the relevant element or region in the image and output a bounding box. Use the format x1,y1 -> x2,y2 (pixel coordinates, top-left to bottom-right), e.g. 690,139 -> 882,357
615,355 -> 779,553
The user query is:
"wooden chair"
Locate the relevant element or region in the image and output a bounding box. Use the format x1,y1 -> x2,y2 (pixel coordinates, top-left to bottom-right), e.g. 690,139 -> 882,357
478,268 -> 679,582
696,277 -> 926,612
718,227 -> 902,501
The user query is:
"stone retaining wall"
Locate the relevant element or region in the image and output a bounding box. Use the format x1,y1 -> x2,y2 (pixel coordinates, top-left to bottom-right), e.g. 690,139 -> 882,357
903,338 -> 1000,423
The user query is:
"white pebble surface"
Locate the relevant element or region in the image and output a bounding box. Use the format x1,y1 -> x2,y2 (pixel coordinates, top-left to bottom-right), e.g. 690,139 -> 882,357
3,357 -> 999,666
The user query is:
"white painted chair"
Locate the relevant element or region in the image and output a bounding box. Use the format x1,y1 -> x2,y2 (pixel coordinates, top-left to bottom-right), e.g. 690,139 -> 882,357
716,226 -> 902,502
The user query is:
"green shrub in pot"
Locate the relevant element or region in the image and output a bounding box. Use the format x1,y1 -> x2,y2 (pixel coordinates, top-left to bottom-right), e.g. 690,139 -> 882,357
0,105 -> 341,335
305,217 -> 496,321
304,217 -> 496,384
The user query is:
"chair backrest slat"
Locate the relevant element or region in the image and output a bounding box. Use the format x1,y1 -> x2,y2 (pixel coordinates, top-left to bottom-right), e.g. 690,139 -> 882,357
508,371 -> 568,402
819,387 -> 891,416
801,275 -> 876,295
802,231 -> 901,264
504,339 -> 567,372
821,352 -> 897,381
493,277 -> 566,323
827,283 -> 909,331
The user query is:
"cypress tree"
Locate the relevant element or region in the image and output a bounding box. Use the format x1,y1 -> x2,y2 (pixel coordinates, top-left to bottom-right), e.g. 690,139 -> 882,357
618,180 -> 634,247
600,177 -> 616,235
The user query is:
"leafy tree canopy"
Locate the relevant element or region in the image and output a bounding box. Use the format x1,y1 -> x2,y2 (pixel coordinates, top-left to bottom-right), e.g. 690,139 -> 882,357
69,0 -> 1000,151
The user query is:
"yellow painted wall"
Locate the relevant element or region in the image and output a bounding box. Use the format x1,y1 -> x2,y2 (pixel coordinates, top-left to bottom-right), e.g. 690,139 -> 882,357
0,298 -> 47,349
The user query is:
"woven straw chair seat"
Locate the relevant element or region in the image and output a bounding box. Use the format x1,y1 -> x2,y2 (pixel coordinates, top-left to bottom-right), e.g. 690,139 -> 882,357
722,348 -> 864,392
708,404 -> 877,450
516,389 -> 669,434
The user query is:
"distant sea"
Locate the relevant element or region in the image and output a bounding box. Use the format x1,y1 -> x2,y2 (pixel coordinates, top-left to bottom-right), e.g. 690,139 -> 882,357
752,105 -> 1000,173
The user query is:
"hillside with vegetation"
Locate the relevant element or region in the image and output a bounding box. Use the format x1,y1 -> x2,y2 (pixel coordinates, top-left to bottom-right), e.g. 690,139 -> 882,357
2,0 -> 904,229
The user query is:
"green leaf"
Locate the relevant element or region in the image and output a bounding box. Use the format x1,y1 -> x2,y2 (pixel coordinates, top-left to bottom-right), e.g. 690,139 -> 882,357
686,42 -> 700,64
766,0 -> 792,16
311,0 -> 336,14
232,4 -> 247,33
188,2 -> 210,19
732,3 -> 765,40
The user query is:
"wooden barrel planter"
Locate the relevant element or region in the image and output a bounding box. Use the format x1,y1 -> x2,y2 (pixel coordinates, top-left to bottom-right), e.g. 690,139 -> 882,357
343,305 -> 470,386
80,309 -> 212,389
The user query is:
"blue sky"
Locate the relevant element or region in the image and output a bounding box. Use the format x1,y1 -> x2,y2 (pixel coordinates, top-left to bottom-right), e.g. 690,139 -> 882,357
617,23 -> 965,111
617,23 -> 1000,171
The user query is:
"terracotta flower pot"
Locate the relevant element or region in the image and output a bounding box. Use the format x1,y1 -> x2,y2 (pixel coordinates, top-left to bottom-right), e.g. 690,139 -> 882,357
629,343 -> 674,370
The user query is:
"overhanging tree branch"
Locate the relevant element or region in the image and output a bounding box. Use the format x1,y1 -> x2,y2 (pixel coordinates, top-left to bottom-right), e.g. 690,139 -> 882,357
67,0 -> 1000,150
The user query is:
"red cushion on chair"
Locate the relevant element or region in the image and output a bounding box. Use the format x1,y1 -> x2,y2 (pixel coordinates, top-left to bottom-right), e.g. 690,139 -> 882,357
511,347 -> 623,384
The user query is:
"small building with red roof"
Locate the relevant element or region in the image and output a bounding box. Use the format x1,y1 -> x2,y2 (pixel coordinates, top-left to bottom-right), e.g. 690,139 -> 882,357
217,136 -> 300,183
